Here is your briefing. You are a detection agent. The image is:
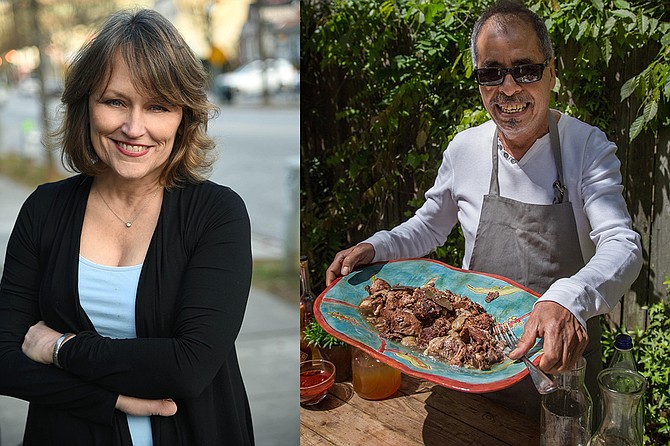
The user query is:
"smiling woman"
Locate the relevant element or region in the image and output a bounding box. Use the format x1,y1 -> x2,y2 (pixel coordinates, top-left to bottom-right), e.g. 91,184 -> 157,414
58,10 -> 217,188
87,53 -> 183,188
0,8 -> 254,446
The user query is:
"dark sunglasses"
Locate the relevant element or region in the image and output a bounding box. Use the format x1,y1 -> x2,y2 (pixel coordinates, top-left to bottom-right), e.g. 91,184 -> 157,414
474,59 -> 549,86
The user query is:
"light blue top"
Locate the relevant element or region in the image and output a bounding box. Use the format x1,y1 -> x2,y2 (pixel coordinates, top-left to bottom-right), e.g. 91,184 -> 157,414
78,255 -> 153,446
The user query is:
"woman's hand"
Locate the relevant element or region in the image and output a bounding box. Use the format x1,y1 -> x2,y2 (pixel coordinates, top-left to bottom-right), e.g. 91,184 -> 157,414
116,395 -> 177,417
22,321 -> 67,364
23,322 -> 177,417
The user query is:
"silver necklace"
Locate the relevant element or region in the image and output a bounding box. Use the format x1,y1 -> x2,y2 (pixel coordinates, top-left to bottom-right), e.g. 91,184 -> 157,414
97,189 -> 159,228
498,137 -> 518,164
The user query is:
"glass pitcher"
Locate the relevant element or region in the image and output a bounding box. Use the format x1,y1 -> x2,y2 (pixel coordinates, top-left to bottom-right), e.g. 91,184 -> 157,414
540,356 -> 592,446
587,368 -> 646,446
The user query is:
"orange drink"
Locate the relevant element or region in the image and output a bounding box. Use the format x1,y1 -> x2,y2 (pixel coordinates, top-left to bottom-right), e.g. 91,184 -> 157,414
352,348 -> 401,400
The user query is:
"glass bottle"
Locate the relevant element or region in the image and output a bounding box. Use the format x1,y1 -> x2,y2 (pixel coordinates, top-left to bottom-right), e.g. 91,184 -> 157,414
300,255 -> 316,325
608,333 -> 644,437
587,368 -> 646,446
299,301 -> 312,362
300,256 -> 317,362
609,333 -> 636,371
540,356 -> 592,446
351,348 -> 401,400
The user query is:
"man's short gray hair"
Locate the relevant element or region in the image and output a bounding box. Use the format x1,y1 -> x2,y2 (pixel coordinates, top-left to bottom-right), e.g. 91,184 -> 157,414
470,0 -> 554,67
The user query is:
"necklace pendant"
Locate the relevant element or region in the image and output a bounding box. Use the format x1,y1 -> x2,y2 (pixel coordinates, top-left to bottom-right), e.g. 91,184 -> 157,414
97,188 -> 159,230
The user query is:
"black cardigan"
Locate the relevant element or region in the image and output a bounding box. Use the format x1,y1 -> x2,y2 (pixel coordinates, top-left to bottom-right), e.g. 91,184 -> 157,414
0,175 -> 254,445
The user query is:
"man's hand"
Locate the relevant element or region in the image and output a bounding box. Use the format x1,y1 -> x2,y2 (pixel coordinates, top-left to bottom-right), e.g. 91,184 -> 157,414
116,395 -> 177,417
325,243 -> 375,286
508,301 -> 588,373
22,321 -> 64,364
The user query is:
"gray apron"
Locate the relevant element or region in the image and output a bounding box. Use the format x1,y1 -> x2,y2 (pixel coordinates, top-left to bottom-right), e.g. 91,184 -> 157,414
469,111 -> 602,424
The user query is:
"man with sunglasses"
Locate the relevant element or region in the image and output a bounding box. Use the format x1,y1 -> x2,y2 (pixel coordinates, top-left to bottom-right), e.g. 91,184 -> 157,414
326,0 -> 642,423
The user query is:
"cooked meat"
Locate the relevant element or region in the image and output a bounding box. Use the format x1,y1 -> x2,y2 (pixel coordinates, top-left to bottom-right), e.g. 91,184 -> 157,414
401,336 -> 418,347
424,334 -> 466,366
420,287 -> 454,312
380,310 -> 422,340
418,316 -> 452,346
450,313 -> 471,332
412,295 -> 443,321
366,278 -> 391,294
485,291 -> 500,303
359,279 -> 505,370
465,325 -> 488,344
467,313 -> 496,332
397,291 -> 417,308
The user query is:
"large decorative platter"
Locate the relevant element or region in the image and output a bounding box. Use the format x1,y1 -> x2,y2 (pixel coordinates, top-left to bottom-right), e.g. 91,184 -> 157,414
314,258 -> 544,393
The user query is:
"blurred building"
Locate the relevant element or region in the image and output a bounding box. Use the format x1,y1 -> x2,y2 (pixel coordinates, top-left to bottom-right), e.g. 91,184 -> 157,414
0,0 -> 297,84
154,0 -> 253,74
151,0 -> 300,72
238,0 -> 299,66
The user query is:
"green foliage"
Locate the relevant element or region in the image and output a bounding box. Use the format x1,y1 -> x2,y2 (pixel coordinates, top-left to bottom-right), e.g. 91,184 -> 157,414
301,0 -> 485,289
301,0 -> 669,290
530,0 -> 670,141
303,320 -> 347,349
602,296 -> 670,445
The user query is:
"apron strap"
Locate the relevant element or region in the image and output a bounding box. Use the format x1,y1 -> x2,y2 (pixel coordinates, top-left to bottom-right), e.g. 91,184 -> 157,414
489,128 -> 501,196
548,110 -> 567,203
488,110 -> 567,203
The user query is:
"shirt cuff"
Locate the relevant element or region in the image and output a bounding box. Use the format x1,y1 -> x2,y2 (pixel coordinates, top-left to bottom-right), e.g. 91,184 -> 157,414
535,277 -> 610,327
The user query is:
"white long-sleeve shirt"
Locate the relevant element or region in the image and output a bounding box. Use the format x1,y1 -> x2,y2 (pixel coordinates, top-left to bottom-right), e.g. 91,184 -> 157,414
364,113 -> 643,326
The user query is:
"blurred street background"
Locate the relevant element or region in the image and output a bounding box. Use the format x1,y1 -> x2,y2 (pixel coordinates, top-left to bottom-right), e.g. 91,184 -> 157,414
0,0 -> 299,445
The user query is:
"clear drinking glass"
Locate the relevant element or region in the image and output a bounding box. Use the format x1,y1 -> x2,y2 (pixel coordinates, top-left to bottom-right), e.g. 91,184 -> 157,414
540,356 -> 593,446
587,368 -> 646,446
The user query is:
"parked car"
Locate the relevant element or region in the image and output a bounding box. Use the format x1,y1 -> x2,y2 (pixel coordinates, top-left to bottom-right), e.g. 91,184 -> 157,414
214,58 -> 299,102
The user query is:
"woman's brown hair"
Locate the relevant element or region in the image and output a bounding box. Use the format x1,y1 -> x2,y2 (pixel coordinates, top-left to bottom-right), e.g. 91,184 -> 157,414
56,8 -> 218,188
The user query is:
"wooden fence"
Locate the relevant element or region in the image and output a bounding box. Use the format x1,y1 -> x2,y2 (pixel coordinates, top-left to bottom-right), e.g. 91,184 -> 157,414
595,44 -> 669,331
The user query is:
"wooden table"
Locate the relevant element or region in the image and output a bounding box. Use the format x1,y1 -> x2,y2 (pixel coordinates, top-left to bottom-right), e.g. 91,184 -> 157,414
300,374 -> 540,445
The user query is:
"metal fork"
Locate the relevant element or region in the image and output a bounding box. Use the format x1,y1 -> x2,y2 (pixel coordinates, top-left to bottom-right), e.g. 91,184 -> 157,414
494,323 -> 558,395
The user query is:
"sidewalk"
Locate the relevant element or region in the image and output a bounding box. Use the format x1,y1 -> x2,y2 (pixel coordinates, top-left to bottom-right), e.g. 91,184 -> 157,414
0,176 -> 30,263
0,175 -> 297,446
